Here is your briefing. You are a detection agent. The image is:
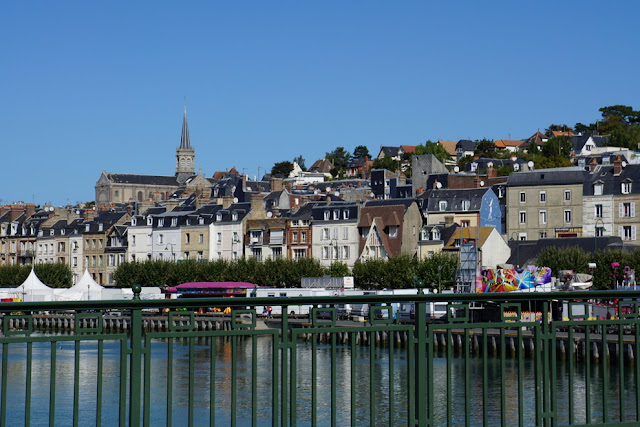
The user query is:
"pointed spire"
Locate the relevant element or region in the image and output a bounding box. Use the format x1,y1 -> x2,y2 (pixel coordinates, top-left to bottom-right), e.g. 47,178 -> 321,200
180,106 -> 191,149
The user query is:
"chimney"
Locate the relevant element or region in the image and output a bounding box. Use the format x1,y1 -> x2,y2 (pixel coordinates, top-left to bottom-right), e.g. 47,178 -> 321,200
444,215 -> 454,225
270,177 -> 283,192
84,208 -> 98,222
487,166 -> 497,179
222,196 -> 234,209
613,156 -> 623,175
249,193 -> 266,219
26,203 -> 36,218
589,158 -> 598,172
10,205 -> 24,221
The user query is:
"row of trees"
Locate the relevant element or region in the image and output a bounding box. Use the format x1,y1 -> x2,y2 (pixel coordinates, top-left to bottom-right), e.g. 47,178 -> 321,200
0,264 -> 73,288
111,253 -> 459,290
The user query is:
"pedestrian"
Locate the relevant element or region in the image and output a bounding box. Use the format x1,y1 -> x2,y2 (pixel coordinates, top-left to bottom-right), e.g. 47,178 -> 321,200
267,306 -> 273,318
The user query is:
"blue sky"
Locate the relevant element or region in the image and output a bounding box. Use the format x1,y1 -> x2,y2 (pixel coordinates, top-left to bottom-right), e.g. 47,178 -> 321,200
2,2 -> 639,206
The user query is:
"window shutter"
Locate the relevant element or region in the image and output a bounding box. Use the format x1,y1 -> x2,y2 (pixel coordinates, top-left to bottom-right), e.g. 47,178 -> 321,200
619,203 -> 624,218
633,203 -> 636,218
619,226 -> 624,237
633,226 -> 637,241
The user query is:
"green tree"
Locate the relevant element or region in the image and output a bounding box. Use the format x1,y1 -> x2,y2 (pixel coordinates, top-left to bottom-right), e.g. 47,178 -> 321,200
328,262 -> 350,277
371,156 -> 398,171
474,139 -> 496,157
325,147 -> 351,169
541,136 -> 572,158
414,140 -> 451,164
545,124 -> 572,135
415,252 -> 458,291
352,145 -> 370,160
271,161 -> 294,177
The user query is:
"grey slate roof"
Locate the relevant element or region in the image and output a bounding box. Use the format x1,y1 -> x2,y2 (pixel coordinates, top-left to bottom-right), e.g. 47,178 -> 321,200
506,167 -> 588,187
419,188 -> 489,212
106,173 -> 182,186
584,164 -> 640,196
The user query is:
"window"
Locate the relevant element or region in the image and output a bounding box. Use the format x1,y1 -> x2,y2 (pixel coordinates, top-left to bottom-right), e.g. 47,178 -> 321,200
596,226 -> 604,237
461,220 -> 470,227
322,228 -> 330,240
519,211 -> 526,224
72,257 -> 78,267
595,204 -> 603,218
333,210 -> 339,220
294,249 -> 306,259
519,192 -> 526,203
594,183 -> 603,195
342,227 -> 348,240
292,232 -> 298,243
217,232 -> 222,243
620,202 -> 635,218
539,231 -> 547,239
343,246 -> 350,260
622,225 -> 636,241
232,212 -> 238,221
343,210 -> 349,219
622,182 -> 632,194
539,210 -> 547,224
439,201 -> 447,211
199,234 -> 204,244
564,190 -> 571,201
461,200 -> 470,211
539,191 -> 546,203
518,233 -> 527,241
564,209 -> 572,223
324,211 -> 330,220
322,246 -> 329,260
159,234 -> 164,245
292,220 -> 299,226
301,231 -> 307,242
185,233 -> 190,244
252,248 -> 262,261
197,251 -> 203,260
233,232 -> 240,243
272,247 -> 282,259
389,225 -> 398,238
171,218 -> 177,227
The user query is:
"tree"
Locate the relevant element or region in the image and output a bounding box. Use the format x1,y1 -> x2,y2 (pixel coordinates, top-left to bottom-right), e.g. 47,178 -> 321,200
352,145 -> 370,160
325,147 -> 351,169
541,136 -> 572,158
545,124 -> 572,135
371,156 -> 398,171
293,155 -> 306,171
271,161 -> 294,177
474,139 -> 496,158
414,140 -> 451,165
574,122 -> 595,134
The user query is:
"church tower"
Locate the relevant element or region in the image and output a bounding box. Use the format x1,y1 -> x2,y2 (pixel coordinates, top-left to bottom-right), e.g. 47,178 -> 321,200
175,107 -> 195,183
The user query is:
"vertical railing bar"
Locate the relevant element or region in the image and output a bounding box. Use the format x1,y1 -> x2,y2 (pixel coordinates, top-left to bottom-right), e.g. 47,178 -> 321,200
482,329 -> 488,426
585,323 -> 591,424
50,341 -> 57,427
568,321 -> 575,425
636,320 -> 640,422
499,326 -> 506,426
311,328 -> 317,425
446,328 -> 453,425
331,330 -> 337,427
1,342 -> 7,426
388,330 -> 395,426
618,323 -> 625,422
426,324 -> 434,425
272,332 -> 280,426
25,341 -> 32,426
209,336 -> 216,427
142,336 -> 151,427
129,306 -> 143,427
602,322 -> 609,422
350,332 -> 357,426
97,340 -> 104,427
252,334 -> 258,426
119,337 -> 128,426
73,340 -> 81,427
550,316 -> 558,424
290,332 -> 298,427
464,328 -> 470,427
369,330 -> 375,426
415,299 -> 427,426
281,309 -> 289,427
188,336 -> 195,427
231,335 -> 237,426
167,337 -> 174,427
517,326 -> 524,427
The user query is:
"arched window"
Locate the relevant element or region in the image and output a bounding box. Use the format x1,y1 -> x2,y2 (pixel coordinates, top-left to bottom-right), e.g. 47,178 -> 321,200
137,191 -> 143,201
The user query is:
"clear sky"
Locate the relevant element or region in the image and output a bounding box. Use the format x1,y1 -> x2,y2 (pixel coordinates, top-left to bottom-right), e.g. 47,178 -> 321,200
2,1 -> 639,207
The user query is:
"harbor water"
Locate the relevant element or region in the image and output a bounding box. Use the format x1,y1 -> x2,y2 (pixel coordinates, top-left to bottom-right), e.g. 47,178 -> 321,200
1,335 -> 637,425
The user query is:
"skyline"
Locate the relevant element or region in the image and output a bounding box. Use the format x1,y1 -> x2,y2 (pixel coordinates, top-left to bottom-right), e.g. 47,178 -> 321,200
2,2 -> 640,206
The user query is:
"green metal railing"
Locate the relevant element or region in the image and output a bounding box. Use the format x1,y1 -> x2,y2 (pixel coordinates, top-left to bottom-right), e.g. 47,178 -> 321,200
2,289 -> 640,425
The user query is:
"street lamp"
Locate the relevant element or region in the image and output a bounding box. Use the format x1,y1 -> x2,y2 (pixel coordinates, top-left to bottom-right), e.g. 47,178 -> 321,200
594,218 -> 605,252
165,243 -> 175,261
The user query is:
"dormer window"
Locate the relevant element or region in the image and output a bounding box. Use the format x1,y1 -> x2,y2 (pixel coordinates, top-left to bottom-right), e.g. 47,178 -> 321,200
622,182 -> 632,194
324,211 -> 330,220
216,213 -> 222,222
593,182 -> 603,196
186,219 -> 191,226
432,229 -> 441,240
61,229 -> 65,235
461,200 -> 470,211
147,217 -> 153,226
199,217 -> 205,225
158,219 -> 164,227
232,212 -> 238,221
439,201 -> 447,211
132,218 -> 137,226
98,223 -> 104,231
85,224 -> 90,232
343,210 -> 349,219
171,218 -> 177,227
50,229 -> 55,236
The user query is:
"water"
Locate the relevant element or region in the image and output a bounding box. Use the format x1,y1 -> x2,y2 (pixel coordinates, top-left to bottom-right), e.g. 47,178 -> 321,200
1,336 -> 637,425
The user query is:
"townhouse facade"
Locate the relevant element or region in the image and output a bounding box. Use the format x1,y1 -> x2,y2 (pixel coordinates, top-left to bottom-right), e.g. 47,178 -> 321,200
311,201 -> 360,268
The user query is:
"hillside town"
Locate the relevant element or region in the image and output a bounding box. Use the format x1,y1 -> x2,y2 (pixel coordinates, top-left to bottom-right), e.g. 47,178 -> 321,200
2,106 -> 640,287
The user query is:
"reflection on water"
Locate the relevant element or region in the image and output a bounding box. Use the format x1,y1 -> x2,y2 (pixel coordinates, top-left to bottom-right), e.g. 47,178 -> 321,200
0,336 -> 637,425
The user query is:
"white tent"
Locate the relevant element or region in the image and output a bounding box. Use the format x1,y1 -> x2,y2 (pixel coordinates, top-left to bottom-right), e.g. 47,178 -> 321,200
56,269 -> 105,301
12,269 -> 55,302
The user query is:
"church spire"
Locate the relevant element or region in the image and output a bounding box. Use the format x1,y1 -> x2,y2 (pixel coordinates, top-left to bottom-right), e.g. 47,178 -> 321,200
176,105 -> 195,179
179,106 -> 191,149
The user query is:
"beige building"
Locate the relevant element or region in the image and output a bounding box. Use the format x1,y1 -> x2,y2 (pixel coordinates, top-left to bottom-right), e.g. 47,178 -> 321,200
506,167 -> 587,240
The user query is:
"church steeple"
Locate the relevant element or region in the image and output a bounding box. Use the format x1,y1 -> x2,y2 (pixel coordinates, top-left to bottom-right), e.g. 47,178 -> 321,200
176,106 -> 195,180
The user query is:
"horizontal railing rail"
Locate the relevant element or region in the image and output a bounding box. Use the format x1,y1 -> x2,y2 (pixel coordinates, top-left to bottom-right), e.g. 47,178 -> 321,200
1,290 -> 640,425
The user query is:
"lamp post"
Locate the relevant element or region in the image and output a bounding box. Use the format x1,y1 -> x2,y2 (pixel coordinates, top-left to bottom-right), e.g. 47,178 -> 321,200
165,243 -> 175,261
594,218 -> 605,252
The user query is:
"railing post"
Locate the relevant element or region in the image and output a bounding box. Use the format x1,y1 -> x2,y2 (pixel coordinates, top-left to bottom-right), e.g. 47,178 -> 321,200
415,289 -> 428,426
129,284 -> 143,427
